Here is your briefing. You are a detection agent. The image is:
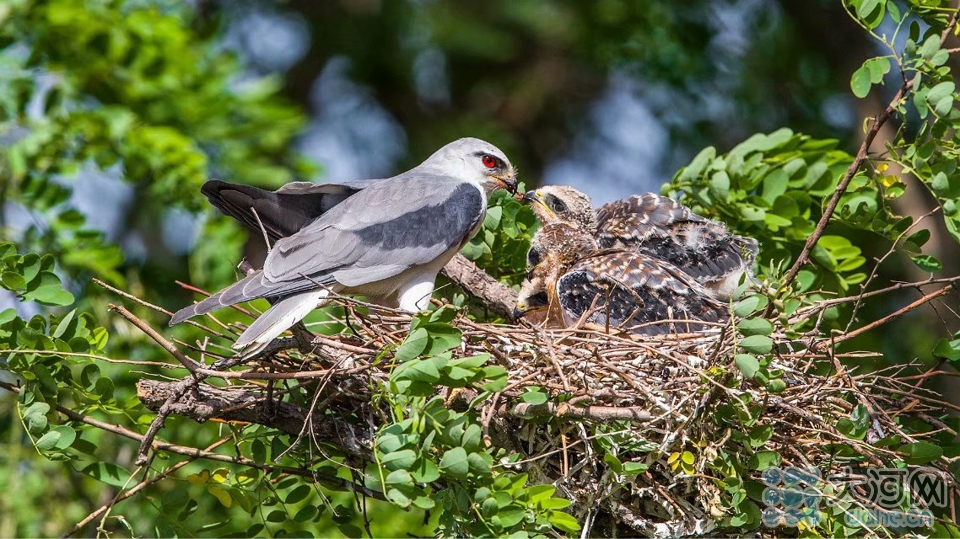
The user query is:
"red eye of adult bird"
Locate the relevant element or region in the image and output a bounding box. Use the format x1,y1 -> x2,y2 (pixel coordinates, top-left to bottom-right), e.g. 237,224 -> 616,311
482,154 -> 497,168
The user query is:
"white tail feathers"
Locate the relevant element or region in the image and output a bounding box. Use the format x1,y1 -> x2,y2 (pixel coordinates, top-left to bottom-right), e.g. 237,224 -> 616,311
233,289 -> 330,355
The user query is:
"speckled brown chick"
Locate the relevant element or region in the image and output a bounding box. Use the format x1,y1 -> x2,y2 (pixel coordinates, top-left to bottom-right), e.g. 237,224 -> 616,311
522,186 -> 758,300
515,220 -> 727,334
515,221 -> 598,326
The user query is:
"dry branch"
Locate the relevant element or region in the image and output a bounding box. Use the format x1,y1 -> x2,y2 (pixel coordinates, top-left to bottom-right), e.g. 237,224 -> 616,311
507,402 -> 652,422
441,253 -> 517,319
781,12 -> 959,288
136,379 -> 373,460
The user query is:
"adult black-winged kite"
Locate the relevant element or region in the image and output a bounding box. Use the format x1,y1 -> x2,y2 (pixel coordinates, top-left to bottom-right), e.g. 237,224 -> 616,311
171,138 -> 518,356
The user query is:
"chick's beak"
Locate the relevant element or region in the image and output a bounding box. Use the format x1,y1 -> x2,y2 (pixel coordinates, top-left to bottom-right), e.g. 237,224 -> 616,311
522,190 -> 555,219
512,304 -> 528,320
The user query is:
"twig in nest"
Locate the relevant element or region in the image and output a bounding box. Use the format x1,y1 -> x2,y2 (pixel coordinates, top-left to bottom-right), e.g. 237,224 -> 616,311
108,304 -> 209,466
507,402 -> 652,422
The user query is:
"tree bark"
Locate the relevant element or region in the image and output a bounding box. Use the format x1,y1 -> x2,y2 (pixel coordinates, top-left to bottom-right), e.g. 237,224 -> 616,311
136,379 -> 373,460
441,254 -> 517,319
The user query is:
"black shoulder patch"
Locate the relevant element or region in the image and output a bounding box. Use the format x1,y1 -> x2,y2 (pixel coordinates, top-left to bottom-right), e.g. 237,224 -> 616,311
354,183 -> 483,251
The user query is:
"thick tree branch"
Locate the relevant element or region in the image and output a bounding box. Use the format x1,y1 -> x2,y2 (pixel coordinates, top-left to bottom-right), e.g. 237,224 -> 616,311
137,380 -> 373,460
136,379 -> 373,460
441,253 -> 517,319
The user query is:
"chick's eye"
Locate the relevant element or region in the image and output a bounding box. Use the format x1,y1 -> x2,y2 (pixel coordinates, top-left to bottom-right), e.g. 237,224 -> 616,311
481,155 -> 497,169
551,198 -> 568,213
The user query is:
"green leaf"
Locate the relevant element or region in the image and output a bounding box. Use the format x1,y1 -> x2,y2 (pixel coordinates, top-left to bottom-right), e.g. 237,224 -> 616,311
80,462 -> 132,488
498,506 -> 526,528
539,497 -> 572,509
734,295 -> 768,317
856,0 -> 880,18
900,442 -> 943,465
422,323 -> 462,355
385,469 -> 413,488
520,390 -> 548,405
740,335 -> 773,354
919,34 -> 941,59
393,357 -> 442,383
285,485 -> 312,504
35,430 -> 62,451
381,449 -> 417,471
22,402 -> 50,434
927,81 -> 956,116
0,271 -> 26,290
850,67 -> 870,100
410,458 -> 440,483
622,462 -> 648,475
412,496 -> 435,510
395,327 -> 429,361
549,511 -> 581,533
912,254 -> 942,272
23,272 -> 74,306
738,317 -> 773,337
865,57 -> 890,82
0,308 -> 16,326
294,505 -> 319,523
439,447 -> 470,480
479,366 -> 508,393
933,338 -> 960,361
851,57 -> 890,98
748,425 -> 773,448
735,354 -> 760,378
748,451 -> 781,471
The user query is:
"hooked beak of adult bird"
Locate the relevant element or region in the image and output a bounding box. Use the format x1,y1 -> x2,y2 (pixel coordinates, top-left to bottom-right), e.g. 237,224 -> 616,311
522,190 -> 556,219
496,174 -> 519,195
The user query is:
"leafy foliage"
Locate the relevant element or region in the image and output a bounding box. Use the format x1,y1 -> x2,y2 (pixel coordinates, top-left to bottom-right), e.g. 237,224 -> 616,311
0,0 -> 307,299
668,129 -> 888,293
461,188 -> 539,287
373,308 -> 577,537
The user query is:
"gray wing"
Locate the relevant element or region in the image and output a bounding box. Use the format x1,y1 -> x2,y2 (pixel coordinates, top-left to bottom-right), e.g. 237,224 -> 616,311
201,179 -> 373,242
263,174 -> 484,287
170,174 -> 484,324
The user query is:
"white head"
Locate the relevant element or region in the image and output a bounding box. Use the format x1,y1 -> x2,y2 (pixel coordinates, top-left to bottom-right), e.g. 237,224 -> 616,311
420,138 -> 518,195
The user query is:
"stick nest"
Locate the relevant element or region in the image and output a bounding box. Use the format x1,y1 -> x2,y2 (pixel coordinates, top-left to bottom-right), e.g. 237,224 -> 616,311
146,300 -> 955,538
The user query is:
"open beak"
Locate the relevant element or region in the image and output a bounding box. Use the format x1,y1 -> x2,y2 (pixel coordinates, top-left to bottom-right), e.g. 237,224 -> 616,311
497,175 -> 519,195
521,190 -> 556,219
513,302 -> 548,322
